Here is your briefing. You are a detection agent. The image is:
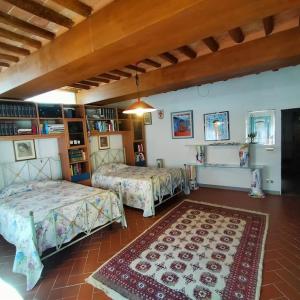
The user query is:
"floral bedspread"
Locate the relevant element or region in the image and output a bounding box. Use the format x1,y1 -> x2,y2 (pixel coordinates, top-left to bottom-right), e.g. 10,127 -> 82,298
92,164 -> 184,217
0,180 -> 122,290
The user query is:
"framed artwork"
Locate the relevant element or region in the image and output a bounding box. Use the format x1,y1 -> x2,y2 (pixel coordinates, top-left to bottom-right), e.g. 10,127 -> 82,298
143,112 -> 152,125
171,110 -> 194,139
98,135 -> 110,150
157,109 -> 164,119
13,140 -> 36,161
204,111 -> 230,141
246,110 -> 275,145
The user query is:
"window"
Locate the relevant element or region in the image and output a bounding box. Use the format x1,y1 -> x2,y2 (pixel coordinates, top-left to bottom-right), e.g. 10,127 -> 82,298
246,110 -> 275,145
25,89 -> 76,104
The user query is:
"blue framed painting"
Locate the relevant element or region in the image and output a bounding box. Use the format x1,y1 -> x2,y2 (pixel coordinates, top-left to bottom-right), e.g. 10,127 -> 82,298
171,110 -> 194,139
204,111 -> 230,141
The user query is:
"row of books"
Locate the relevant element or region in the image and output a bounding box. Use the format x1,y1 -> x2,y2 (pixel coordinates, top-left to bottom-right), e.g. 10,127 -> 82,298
90,120 -> 117,132
69,149 -> 86,163
0,103 -> 36,118
0,123 -> 38,136
70,163 -> 83,176
41,123 -> 64,134
86,108 -> 116,120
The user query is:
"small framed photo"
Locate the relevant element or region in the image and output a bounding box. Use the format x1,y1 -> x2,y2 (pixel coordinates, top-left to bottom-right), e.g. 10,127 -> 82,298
14,140 -> 36,161
204,111 -> 230,141
98,135 -> 110,150
143,112 -> 152,125
171,110 -> 194,139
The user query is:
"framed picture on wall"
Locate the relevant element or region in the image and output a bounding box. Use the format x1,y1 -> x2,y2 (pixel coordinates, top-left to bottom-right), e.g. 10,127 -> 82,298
98,135 -> 110,150
13,140 -> 36,161
204,111 -> 230,141
143,112 -> 152,125
171,110 -> 194,139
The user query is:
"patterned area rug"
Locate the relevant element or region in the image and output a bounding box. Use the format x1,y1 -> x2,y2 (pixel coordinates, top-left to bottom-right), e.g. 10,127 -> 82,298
87,200 -> 268,300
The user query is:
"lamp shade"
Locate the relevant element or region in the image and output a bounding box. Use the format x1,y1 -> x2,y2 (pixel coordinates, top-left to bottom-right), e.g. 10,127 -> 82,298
123,98 -> 156,115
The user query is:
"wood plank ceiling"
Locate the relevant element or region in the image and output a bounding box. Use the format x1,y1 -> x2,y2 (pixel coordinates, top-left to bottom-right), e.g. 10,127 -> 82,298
0,0 -> 299,102
72,8 -> 300,93
0,0 -> 113,71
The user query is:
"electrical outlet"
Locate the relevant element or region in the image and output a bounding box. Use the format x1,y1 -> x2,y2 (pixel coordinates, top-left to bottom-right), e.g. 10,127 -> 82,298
266,179 -> 274,183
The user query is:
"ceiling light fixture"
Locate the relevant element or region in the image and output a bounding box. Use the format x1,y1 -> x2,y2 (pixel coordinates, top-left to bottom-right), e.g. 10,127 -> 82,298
123,67 -> 156,116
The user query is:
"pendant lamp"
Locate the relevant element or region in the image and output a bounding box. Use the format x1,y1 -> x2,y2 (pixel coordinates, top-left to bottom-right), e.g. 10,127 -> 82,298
123,71 -> 156,116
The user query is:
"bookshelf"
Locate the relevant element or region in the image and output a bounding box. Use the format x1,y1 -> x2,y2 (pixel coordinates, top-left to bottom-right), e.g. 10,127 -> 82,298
58,105 -> 91,186
85,105 -> 147,167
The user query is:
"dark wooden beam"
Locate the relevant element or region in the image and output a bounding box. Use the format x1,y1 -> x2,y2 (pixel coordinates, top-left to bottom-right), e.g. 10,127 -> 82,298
228,27 -> 245,43
141,59 -> 161,68
70,83 -> 90,90
0,52 -> 19,62
2,0 -> 300,98
0,11 -> 55,40
51,0 -> 92,17
79,80 -> 99,87
5,0 -> 74,28
126,65 -> 146,73
202,37 -> 219,52
0,62 -> 9,67
0,42 -> 30,56
110,69 -> 132,77
99,73 -> 121,80
159,52 -> 178,64
88,77 -> 110,83
263,16 -> 274,36
0,28 -> 41,49
77,28 -> 300,105
178,46 -> 197,59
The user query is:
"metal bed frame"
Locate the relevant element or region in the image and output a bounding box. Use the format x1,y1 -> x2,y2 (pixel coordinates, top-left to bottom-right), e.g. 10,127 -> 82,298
90,148 -> 186,216
0,157 -> 126,261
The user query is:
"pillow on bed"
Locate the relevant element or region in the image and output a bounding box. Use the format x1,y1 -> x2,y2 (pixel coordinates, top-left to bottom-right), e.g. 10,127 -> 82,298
95,163 -> 127,173
30,180 -> 62,190
0,183 -> 33,198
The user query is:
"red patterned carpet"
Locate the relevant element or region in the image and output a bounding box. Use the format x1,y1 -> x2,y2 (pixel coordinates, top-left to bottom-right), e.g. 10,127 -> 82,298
87,200 -> 268,300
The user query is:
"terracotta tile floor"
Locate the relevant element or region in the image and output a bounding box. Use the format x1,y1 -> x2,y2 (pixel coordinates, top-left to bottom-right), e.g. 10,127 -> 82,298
1,188 -> 300,300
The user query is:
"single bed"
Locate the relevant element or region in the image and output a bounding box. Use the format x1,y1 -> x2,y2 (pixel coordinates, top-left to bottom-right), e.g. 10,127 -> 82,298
0,157 -> 126,290
90,149 -> 186,217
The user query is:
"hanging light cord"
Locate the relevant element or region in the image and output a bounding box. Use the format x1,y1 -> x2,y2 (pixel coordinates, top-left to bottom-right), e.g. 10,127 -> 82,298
135,64 -> 141,102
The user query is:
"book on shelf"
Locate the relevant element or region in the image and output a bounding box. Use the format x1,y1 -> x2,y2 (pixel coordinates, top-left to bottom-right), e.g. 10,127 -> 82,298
69,149 -> 86,163
86,107 -> 116,120
90,120 -> 117,132
70,163 -> 82,176
0,102 -> 36,118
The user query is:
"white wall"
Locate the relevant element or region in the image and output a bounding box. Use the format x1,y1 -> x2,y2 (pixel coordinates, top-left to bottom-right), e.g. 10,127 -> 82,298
89,134 -> 123,154
144,65 -> 300,193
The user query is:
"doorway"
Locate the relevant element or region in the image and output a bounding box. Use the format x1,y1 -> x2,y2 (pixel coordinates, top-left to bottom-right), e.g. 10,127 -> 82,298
281,108 -> 300,194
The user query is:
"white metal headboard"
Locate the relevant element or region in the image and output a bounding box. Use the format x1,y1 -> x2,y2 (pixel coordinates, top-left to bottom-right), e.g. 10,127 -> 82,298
90,148 -> 126,172
0,156 -> 62,189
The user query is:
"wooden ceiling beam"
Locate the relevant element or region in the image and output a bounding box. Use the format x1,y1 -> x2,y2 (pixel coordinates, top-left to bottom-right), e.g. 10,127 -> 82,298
110,69 -> 132,78
0,62 -> 10,67
77,28 -> 300,105
51,0 -> 92,17
88,77 -> 110,83
159,52 -> 178,64
0,52 -> 19,62
5,0 -> 74,28
99,73 -> 121,80
70,83 -> 90,90
228,27 -> 245,43
1,0 -> 300,98
202,37 -> 219,52
263,16 -> 274,36
0,28 -> 42,48
0,11 -> 55,40
141,59 -> 161,68
0,41 -> 30,56
177,46 -> 197,59
79,80 -> 99,87
126,65 -> 146,73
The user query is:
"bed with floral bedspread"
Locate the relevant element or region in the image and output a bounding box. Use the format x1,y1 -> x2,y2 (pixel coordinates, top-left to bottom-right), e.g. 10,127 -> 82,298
0,180 -> 124,290
92,163 -> 184,217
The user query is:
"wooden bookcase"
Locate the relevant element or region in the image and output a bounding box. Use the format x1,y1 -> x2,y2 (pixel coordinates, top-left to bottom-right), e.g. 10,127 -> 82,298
58,105 -> 91,186
85,105 -> 147,167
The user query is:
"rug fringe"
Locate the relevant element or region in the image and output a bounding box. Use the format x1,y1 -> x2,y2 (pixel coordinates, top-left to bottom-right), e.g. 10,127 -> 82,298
86,276 -> 128,300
